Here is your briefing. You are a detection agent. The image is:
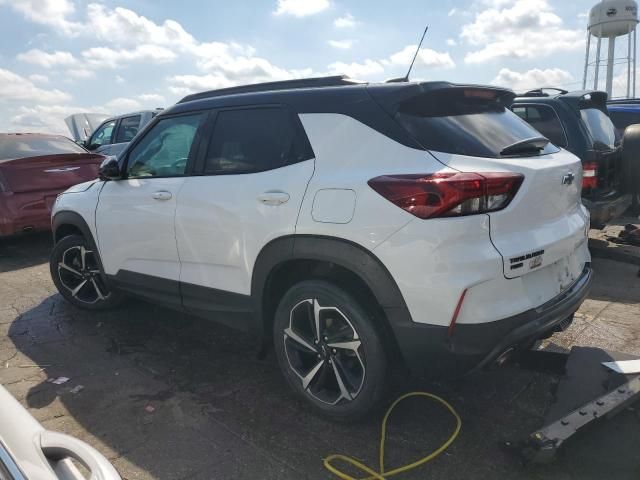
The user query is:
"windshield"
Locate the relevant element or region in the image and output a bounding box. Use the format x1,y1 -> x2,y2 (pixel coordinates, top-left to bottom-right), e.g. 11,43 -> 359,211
395,90 -> 559,158
0,135 -> 86,161
580,108 -> 616,149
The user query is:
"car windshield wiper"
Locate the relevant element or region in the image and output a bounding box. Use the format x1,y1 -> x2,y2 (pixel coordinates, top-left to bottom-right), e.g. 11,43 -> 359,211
500,137 -> 549,156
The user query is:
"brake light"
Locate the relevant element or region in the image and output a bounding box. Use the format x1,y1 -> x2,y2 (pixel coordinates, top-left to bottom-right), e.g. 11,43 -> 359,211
582,162 -> 598,190
368,172 -> 523,219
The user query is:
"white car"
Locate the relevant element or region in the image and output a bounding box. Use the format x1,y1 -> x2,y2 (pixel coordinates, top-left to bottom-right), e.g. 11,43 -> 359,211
50,76 -> 593,421
0,385 -> 120,480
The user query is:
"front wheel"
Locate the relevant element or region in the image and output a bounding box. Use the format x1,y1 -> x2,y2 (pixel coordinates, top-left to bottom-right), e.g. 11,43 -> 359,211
273,280 -> 388,422
50,235 -> 124,310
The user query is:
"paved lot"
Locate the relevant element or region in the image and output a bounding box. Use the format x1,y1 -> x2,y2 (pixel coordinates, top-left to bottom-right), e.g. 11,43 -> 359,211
1,233 -> 639,480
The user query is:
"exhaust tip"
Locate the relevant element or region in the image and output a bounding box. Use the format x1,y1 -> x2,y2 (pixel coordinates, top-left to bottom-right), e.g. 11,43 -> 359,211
495,347 -> 515,367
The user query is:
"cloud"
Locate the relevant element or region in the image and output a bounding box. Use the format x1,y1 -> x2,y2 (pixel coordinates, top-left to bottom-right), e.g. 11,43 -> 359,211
327,60 -> 385,79
9,104 -> 86,134
0,0 -> 81,36
66,68 -> 95,79
85,4 -> 195,48
461,0 -> 583,63
28,74 -> 49,84
17,49 -> 78,68
104,97 -> 142,113
138,93 -> 166,104
491,67 -> 573,91
327,39 -> 354,49
446,38 -> 457,46
333,13 -> 357,28
274,0 -> 330,17
448,8 -> 459,16
81,45 -> 177,69
115,75 -> 125,84
0,68 -> 71,103
387,45 -> 456,69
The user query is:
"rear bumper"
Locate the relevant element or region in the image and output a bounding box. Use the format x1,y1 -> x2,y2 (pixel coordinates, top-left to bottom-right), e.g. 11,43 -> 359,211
0,193 -> 54,237
390,265 -> 593,376
582,193 -> 632,227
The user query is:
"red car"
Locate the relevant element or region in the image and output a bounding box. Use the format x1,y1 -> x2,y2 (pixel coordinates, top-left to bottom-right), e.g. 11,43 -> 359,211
0,133 -> 104,237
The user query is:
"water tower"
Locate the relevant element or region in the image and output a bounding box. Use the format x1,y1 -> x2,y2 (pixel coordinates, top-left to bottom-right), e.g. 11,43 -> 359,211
582,0 -> 638,98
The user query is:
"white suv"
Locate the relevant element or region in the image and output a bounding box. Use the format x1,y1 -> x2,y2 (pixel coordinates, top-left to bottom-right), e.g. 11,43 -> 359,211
50,76 -> 592,421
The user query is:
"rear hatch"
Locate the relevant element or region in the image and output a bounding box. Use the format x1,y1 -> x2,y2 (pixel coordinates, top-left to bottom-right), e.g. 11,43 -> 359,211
368,83 -> 589,281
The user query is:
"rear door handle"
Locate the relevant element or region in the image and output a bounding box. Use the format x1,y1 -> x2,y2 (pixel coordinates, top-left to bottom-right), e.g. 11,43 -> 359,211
152,191 -> 173,201
257,191 -> 290,206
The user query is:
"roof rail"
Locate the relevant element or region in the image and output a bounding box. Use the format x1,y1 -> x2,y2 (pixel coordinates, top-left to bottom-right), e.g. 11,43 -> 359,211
518,87 -> 569,98
177,75 -> 362,104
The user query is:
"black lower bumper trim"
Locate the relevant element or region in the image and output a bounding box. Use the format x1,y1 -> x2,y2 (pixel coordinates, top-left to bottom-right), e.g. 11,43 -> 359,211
391,265 -> 593,376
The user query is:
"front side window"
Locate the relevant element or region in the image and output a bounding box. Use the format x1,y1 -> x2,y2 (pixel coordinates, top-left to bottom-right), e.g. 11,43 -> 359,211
204,107 -> 313,175
89,120 -> 116,148
114,115 -> 141,144
512,104 -> 567,147
126,113 -> 205,178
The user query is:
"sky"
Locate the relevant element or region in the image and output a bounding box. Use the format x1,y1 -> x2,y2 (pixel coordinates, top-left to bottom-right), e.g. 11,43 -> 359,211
0,0 -> 632,134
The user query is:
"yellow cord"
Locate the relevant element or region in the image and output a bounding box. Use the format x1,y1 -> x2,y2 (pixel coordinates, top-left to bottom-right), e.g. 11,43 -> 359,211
323,392 -> 462,480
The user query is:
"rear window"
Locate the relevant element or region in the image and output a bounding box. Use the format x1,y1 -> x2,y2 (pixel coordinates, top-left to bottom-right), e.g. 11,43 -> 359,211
580,108 -> 616,149
0,135 -> 86,161
395,89 -> 559,158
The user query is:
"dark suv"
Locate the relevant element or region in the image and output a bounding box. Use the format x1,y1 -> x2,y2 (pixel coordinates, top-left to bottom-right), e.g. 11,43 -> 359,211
512,89 -> 637,227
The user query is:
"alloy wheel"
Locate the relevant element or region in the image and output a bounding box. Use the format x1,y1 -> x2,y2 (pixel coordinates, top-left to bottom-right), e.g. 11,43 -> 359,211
283,299 -> 365,405
57,245 -> 110,304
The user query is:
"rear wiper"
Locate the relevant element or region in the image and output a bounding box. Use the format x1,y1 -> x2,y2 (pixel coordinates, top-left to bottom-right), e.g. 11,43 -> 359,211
500,137 -> 549,156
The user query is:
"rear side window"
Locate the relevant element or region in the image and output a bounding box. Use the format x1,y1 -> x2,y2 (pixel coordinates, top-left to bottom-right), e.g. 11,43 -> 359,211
204,107 -> 314,175
512,104 -> 567,147
114,115 -> 141,143
0,135 -> 86,160
395,89 -> 559,158
580,108 -> 616,149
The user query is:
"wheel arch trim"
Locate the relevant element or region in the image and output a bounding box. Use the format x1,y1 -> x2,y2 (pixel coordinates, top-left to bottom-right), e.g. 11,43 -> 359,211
51,210 -> 106,280
250,234 -> 413,340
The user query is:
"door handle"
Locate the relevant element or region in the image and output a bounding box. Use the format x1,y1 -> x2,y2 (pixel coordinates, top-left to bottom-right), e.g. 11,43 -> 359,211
40,430 -> 122,480
152,191 -> 173,201
257,191 -> 290,206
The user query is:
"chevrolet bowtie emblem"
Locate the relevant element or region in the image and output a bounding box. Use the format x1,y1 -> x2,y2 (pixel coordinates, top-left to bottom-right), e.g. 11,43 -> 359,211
562,171 -> 575,185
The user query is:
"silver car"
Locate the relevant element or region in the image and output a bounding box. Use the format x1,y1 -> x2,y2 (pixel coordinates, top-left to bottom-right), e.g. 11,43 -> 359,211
0,385 -> 120,480
74,109 -> 163,157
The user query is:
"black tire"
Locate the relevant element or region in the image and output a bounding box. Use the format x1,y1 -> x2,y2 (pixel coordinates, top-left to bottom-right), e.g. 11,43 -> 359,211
621,124 -> 640,195
50,235 -> 124,310
273,280 -> 387,422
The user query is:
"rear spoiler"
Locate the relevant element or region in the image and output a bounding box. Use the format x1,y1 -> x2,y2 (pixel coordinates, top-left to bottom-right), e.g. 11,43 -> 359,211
366,82 -> 516,116
558,90 -> 609,115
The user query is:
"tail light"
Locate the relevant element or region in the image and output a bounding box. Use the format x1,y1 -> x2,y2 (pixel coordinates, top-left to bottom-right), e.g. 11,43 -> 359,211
582,162 -> 598,190
368,172 -> 524,219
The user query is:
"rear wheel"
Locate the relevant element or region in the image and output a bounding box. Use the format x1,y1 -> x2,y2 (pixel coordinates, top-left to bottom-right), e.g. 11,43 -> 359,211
50,235 -> 124,310
273,280 -> 387,422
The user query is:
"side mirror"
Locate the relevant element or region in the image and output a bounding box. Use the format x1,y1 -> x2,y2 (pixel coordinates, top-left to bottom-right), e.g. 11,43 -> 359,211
86,143 -> 100,151
98,157 -> 122,181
